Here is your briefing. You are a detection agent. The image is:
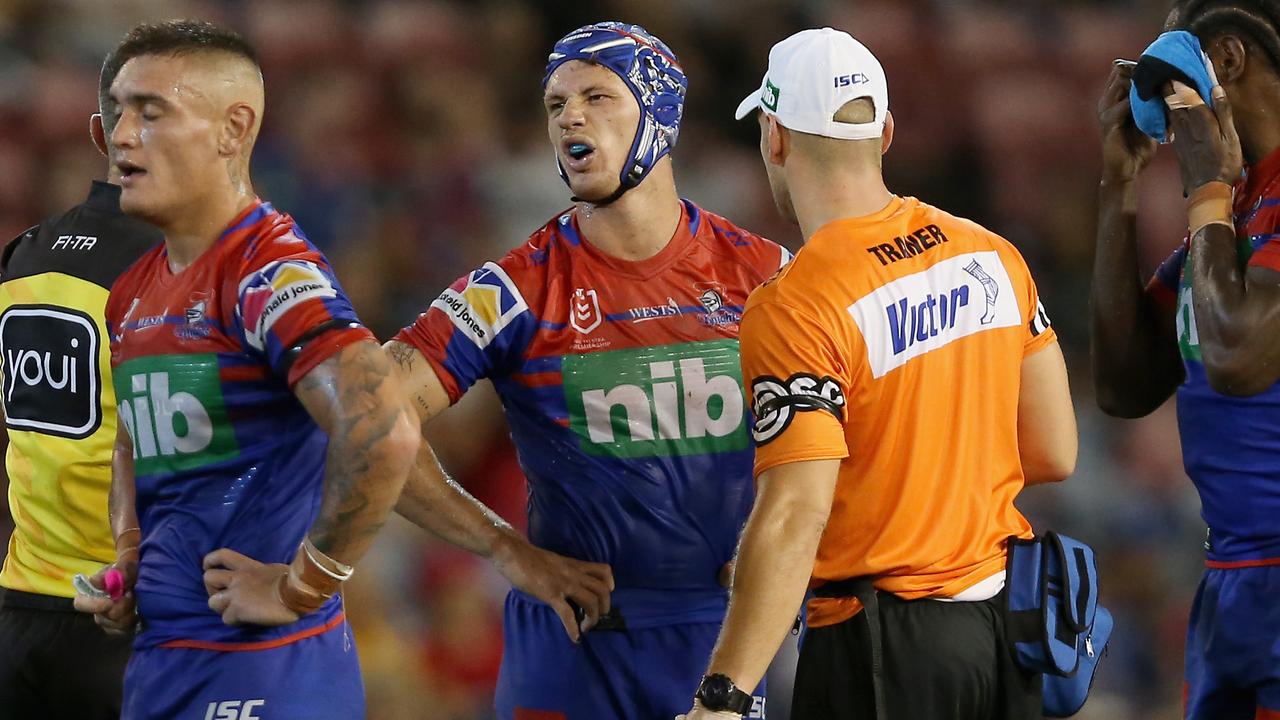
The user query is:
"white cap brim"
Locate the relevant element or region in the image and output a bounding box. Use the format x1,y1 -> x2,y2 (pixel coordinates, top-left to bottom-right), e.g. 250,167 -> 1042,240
734,88 -> 763,120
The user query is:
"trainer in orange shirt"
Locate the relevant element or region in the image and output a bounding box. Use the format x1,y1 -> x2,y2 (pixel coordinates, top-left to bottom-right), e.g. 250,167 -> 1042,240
679,29 -> 1077,720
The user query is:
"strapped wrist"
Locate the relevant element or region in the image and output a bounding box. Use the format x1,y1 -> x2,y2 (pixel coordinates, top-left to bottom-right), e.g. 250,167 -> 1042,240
1187,181 -> 1234,239
275,537 -> 353,615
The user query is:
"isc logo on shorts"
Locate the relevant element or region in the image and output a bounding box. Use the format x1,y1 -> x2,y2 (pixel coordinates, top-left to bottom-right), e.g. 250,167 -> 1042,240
847,251 -> 1021,378
0,305 -> 101,438
203,699 -> 265,720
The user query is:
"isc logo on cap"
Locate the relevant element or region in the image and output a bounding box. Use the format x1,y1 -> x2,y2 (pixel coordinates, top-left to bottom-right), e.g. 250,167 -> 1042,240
0,305 -> 101,438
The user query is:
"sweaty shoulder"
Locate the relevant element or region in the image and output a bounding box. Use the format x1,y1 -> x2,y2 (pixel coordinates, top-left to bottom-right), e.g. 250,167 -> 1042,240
693,204 -> 792,284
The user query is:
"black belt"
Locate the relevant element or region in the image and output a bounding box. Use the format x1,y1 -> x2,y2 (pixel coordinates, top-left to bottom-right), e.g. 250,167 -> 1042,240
0,587 -> 78,613
814,577 -> 886,720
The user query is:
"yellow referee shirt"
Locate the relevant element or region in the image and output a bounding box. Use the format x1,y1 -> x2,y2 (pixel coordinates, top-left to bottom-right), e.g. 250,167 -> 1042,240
0,182 -> 159,598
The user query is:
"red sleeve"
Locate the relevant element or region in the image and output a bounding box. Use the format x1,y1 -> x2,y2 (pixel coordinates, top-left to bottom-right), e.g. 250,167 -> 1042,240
392,259 -> 537,405
234,228 -> 374,387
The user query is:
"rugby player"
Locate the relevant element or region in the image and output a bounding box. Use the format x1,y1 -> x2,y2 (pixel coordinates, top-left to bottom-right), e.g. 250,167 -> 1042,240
385,21 -> 790,720
73,20 -> 417,719
1094,2 -> 1280,716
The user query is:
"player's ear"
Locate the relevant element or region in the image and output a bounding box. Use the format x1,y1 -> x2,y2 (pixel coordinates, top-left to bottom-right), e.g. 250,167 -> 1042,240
766,114 -> 788,166
1207,33 -> 1248,85
89,114 -> 109,158
881,110 -> 894,156
219,103 -> 257,157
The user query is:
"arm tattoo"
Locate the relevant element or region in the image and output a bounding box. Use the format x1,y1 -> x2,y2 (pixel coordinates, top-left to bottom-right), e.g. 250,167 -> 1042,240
386,341 -> 436,423
387,341 -> 416,371
296,342 -> 412,562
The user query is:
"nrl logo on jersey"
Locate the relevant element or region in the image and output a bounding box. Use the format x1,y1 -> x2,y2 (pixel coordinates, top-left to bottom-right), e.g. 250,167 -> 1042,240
571,287 -> 602,334
432,262 -> 529,350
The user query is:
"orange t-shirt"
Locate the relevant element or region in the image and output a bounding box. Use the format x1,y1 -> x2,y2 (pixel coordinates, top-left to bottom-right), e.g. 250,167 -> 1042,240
741,196 -> 1056,628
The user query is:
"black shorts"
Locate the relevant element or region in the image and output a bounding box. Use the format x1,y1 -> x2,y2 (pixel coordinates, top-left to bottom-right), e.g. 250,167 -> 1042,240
0,588 -> 132,720
791,592 -> 1040,720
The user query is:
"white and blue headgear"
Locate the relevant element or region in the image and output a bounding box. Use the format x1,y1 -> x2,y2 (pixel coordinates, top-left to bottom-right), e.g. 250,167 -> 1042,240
543,22 -> 688,204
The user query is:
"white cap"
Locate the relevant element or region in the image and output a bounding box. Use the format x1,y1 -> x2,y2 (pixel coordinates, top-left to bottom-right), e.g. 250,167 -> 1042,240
734,27 -> 888,141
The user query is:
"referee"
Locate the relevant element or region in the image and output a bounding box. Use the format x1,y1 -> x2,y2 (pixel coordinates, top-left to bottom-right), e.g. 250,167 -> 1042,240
0,53 -> 160,719
680,29 -> 1077,720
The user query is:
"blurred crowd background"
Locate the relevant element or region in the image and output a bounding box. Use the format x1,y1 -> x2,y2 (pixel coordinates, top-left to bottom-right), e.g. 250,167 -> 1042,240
0,0 -> 1210,718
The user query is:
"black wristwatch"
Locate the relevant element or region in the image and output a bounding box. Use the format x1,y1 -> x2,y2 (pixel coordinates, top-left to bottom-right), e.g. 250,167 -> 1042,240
695,673 -> 753,715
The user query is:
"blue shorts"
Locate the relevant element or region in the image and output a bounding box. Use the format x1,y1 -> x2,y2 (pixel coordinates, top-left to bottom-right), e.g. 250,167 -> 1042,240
1185,564 -> 1280,719
495,591 -> 767,720
122,618 -> 364,720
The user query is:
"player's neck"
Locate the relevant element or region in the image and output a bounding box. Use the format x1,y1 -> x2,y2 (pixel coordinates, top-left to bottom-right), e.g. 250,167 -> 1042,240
790,163 -> 893,242
575,170 -> 682,262
161,187 -> 257,274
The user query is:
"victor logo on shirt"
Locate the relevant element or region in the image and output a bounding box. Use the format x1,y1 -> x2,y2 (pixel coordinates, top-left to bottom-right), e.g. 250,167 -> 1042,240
114,353 -> 239,474
562,339 -> 748,457
847,251 -> 1021,378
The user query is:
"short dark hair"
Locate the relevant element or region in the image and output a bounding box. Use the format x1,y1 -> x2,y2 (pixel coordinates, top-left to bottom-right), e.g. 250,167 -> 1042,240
112,19 -> 259,76
99,20 -> 258,138
1169,1 -> 1280,71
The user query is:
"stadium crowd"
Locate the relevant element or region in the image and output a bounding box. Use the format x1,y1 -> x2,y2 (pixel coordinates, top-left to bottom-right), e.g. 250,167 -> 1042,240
0,0 -> 1207,718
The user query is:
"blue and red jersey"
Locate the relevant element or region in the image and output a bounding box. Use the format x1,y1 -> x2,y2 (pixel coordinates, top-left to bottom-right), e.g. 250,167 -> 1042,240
105,200 -> 373,649
396,200 -> 789,627
1149,148 -> 1280,565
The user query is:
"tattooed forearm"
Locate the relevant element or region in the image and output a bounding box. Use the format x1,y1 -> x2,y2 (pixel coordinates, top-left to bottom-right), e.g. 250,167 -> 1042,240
387,340 -> 416,371
294,340 -> 418,565
382,341 -> 445,427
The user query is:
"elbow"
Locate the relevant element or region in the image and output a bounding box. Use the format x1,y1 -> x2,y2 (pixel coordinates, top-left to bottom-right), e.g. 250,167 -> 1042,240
1093,371 -> 1158,418
366,407 -> 420,497
1022,441 -> 1077,485
387,409 -> 421,479
1094,387 -> 1141,419
1201,348 -> 1272,397
1026,455 -> 1076,485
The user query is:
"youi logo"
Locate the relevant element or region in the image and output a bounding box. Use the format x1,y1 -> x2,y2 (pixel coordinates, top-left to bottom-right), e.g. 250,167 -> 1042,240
848,252 -> 1021,378
563,340 -> 748,457
0,306 -> 101,438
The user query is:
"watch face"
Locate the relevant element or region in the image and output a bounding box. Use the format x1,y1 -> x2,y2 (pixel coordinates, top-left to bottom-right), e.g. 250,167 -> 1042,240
698,675 -> 731,709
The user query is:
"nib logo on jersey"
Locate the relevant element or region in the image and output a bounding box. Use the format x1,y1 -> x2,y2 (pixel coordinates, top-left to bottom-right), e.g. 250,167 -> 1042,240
0,305 -> 101,438
563,339 -> 748,457
114,354 -> 239,475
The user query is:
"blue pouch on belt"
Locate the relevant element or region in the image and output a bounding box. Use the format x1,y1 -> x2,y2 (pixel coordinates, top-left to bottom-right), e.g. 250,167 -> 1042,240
1006,532 -> 1114,718
1129,30 -> 1218,142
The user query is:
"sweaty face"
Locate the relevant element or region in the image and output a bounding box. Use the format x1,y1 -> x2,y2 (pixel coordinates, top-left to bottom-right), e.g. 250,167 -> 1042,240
758,112 -> 797,224
544,61 -> 641,202
110,54 -> 226,226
